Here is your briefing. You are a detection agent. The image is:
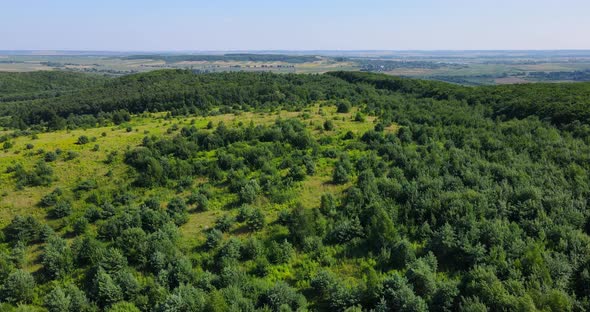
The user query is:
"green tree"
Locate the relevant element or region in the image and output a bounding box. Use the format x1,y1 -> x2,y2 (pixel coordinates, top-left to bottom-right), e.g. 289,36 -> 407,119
332,164 -> 350,184
45,286 -> 71,312
2,269 -> 35,304
239,180 -> 260,204
107,301 -> 141,312
93,267 -> 123,308
157,284 -> 206,312
43,236 -> 74,279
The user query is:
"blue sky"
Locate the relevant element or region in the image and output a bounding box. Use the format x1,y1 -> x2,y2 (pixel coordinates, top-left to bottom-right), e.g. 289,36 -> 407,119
1,0 -> 589,51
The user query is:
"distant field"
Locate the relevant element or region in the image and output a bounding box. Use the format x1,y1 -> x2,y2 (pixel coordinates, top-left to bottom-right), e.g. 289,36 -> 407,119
3,51 -> 590,84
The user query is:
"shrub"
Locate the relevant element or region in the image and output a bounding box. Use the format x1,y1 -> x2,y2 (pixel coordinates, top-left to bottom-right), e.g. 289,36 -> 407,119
337,101 -> 351,113
64,150 -> 80,161
239,180 -> 260,204
77,135 -> 89,145
13,161 -> 54,188
4,215 -> 42,245
215,215 -> 235,233
72,217 -> 89,235
324,120 -> 335,131
332,164 -> 350,184
354,112 -> 366,122
245,208 -> 265,232
50,200 -> 73,219
44,151 -> 57,162
268,240 -> 294,264
39,188 -> 62,207
206,229 -> 223,249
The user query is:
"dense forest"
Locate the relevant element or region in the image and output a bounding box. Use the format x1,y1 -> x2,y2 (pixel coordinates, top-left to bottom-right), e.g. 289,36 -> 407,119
1,70 -> 590,311
0,72 -> 108,103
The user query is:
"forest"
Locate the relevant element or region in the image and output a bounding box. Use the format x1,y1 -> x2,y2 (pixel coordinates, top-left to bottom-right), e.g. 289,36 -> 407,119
1,70 -> 590,311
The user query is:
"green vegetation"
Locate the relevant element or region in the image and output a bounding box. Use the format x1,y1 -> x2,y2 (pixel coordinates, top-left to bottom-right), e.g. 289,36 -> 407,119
0,71 -> 108,101
1,70 -> 590,311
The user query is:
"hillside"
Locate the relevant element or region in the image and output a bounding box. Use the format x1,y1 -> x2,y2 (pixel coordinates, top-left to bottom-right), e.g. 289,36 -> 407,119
0,71 -> 589,311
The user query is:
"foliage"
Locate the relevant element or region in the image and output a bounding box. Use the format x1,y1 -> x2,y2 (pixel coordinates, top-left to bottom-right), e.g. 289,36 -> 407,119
2,70 -> 590,311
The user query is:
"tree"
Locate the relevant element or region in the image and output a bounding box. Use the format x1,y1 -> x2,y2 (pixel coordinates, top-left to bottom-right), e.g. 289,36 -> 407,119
405,255 -> 437,298
214,214 -> 235,233
43,236 -> 74,279
2,269 -> 35,304
332,164 -> 350,184
50,200 -> 72,219
167,197 -> 188,225
365,205 -> 396,251
380,274 -> 427,312
45,286 -> 71,312
245,208 -> 265,231
268,240 -> 294,264
72,217 -> 89,235
286,204 -> 318,246
262,282 -> 308,312
93,267 -> 123,308
157,284 -> 206,312
4,215 -> 42,245
239,180 -> 260,204
205,229 -> 223,249
107,301 -> 141,312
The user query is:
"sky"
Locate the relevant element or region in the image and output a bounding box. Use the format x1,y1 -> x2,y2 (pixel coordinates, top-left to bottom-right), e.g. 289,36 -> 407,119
1,0 -> 589,51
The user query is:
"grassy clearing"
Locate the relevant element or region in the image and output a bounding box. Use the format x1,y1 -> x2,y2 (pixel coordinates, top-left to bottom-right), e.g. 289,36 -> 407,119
0,102 -> 392,241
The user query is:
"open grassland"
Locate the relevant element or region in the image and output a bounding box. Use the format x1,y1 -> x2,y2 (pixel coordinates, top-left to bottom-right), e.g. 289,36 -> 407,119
0,103 -> 391,254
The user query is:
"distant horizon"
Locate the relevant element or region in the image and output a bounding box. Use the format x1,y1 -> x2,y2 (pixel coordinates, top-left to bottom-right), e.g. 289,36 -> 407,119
3,49 -> 590,55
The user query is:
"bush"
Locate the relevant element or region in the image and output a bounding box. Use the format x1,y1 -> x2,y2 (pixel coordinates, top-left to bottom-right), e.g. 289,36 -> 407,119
239,180 -> 260,204
13,161 -> 54,188
354,112 -> 366,122
50,200 -> 73,219
4,215 -> 42,245
72,217 -> 89,235
332,164 -> 350,184
268,240 -> 294,264
205,229 -> 223,249
324,120 -> 335,131
262,282 -> 308,311
245,208 -> 265,232
77,135 -> 89,145
44,151 -> 57,162
39,188 -> 62,207
214,215 -> 235,233
337,101 -> 351,113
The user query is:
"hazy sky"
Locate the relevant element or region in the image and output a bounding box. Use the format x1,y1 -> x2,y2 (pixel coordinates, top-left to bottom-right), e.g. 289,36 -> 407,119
1,0 -> 589,51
